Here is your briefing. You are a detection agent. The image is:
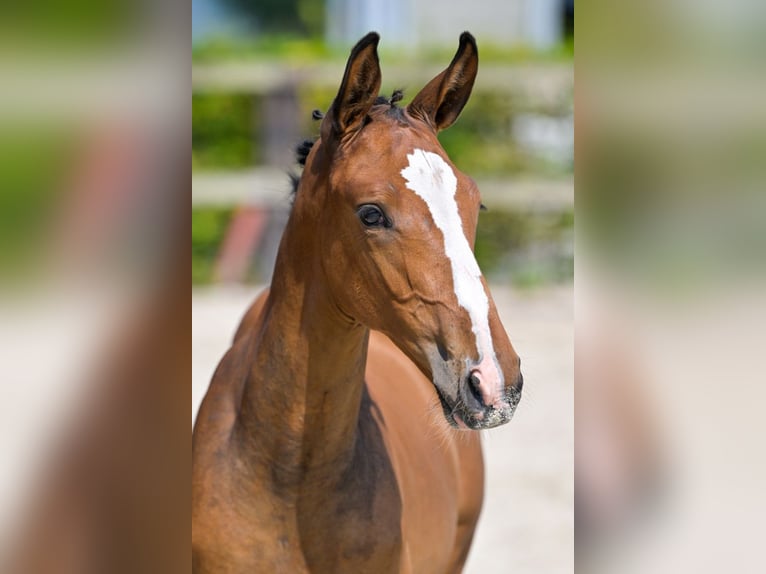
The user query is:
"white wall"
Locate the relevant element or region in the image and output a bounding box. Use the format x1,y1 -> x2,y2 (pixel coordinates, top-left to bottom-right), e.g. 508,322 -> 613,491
326,0 -> 565,49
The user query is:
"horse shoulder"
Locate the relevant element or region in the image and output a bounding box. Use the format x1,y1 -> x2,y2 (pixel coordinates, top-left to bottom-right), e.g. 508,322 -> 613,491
193,322 -> 268,568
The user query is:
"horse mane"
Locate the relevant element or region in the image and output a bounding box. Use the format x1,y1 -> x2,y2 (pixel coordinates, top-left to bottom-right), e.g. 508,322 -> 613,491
289,90 -> 405,196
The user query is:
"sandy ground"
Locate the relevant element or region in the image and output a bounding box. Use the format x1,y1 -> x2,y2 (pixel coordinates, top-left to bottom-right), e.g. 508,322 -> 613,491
192,283 -> 573,573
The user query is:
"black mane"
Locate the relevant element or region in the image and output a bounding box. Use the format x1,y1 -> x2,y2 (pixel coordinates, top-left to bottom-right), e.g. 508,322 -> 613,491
289,90 -> 405,196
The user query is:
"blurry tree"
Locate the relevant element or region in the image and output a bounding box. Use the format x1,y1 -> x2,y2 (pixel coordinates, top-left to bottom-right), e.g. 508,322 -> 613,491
219,0 -> 324,35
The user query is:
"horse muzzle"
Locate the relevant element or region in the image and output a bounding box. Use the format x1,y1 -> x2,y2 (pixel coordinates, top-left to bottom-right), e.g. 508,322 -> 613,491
461,368 -> 522,429
433,363 -> 523,431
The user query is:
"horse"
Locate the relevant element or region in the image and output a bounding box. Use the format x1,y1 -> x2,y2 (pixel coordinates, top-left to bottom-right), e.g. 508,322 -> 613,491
192,31 -> 524,573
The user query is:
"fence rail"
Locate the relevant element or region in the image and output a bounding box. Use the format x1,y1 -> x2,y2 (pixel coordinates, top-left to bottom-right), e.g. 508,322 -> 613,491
193,62 -> 572,104
192,169 -> 572,212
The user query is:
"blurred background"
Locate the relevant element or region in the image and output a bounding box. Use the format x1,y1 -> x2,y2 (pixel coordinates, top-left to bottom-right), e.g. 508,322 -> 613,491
4,1 -> 764,573
192,1 -> 573,574
577,1 -> 766,573
192,0 -> 574,288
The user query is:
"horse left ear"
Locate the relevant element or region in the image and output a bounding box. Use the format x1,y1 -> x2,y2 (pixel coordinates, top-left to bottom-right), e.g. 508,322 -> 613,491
407,32 -> 478,131
325,32 -> 382,138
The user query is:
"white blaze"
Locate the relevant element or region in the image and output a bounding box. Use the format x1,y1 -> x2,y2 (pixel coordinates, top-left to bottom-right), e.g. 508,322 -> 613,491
400,149 -> 502,401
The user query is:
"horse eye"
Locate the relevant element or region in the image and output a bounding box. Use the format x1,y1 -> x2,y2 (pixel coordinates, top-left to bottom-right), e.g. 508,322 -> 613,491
357,205 -> 389,228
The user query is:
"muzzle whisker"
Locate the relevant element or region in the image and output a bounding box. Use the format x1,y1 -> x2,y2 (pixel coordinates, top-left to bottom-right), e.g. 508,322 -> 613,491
423,398 -> 460,452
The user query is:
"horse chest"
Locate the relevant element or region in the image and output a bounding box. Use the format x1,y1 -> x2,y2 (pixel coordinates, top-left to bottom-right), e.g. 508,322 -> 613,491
194,467 -> 403,574
239,477 -> 403,573
292,436 -> 404,571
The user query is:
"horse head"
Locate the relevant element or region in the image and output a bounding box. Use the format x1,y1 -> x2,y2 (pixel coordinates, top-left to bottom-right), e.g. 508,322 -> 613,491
292,32 -> 523,430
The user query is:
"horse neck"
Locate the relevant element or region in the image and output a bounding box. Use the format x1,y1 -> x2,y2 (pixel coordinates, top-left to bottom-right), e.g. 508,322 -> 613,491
236,215 -> 369,489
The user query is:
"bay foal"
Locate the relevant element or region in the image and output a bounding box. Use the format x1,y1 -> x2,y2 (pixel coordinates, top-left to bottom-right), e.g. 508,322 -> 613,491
192,32 -> 524,573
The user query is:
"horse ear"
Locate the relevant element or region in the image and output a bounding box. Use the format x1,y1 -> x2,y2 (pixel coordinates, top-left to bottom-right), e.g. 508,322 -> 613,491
327,32 -> 382,136
407,32 -> 478,131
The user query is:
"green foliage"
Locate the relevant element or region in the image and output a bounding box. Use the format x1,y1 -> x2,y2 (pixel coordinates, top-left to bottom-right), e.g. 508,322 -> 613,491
475,208 -> 574,286
0,0 -> 135,52
439,92 -> 567,177
192,35 -> 574,65
474,210 -> 532,271
190,33 -> 572,287
0,133 -> 69,277
191,86 -> 571,177
192,207 -> 234,284
192,93 -> 257,170
192,35 -> 332,63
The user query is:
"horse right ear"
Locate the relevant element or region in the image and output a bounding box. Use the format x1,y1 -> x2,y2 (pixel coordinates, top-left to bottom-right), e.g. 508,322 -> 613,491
324,32 -> 382,138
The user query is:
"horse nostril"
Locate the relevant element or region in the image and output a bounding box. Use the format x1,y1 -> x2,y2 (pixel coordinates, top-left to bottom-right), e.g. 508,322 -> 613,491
436,340 -> 450,362
468,372 -> 485,407
516,371 -> 524,391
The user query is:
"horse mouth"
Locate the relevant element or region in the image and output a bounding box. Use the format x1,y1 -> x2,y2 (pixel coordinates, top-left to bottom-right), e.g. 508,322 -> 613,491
431,384 -> 481,430
432,383 -> 519,431
432,384 -> 456,423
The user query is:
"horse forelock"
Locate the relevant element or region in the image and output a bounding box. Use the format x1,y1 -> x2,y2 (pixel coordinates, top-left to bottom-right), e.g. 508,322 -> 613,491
289,91 -> 409,197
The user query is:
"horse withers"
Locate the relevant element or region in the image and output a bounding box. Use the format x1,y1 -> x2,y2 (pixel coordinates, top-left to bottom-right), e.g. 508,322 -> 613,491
192,32 -> 524,573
